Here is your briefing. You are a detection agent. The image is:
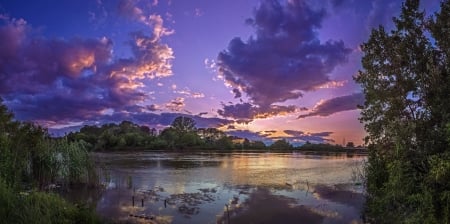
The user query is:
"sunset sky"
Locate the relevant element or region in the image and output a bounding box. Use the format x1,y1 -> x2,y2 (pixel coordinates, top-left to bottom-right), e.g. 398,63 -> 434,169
0,0 -> 440,145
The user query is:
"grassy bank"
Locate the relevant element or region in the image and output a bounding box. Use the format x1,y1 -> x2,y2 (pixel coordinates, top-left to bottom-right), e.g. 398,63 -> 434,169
0,100 -> 102,223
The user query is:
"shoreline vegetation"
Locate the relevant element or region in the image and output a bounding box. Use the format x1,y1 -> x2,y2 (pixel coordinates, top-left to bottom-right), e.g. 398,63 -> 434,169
0,100 -> 103,223
67,118 -> 367,153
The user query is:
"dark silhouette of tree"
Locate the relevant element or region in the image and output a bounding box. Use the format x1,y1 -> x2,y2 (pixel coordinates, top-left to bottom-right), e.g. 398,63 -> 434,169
346,142 -> 354,148
270,139 -> 292,150
171,116 -> 196,134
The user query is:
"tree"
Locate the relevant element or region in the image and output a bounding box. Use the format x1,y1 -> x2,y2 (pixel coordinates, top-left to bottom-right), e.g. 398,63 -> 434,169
270,139 -> 292,150
251,141 -> 266,149
355,0 -> 450,222
242,138 -> 251,149
171,116 -> 196,134
216,136 -> 233,150
345,142 -> 354,148
159,128 -> 177,149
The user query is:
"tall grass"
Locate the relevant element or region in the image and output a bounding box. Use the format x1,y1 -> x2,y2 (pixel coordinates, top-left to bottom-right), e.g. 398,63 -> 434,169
0,177 -> 101,224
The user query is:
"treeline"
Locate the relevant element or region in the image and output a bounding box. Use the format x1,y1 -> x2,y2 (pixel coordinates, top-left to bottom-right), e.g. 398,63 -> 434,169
0,100 -> 101,223
67,116 -> 352,152
67,117 -> 267,151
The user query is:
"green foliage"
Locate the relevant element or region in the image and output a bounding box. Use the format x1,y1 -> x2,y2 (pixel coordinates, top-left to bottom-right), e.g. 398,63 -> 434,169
0,178 -> 100,224
0,100 -> 100,223
215,136 -> 233,150
68,116 -> 270,151
270,139 -> 292,150
356,0 -> 450,222
250,141 -> 266,149
70,121 -> 157,150
171,116 -> 196,134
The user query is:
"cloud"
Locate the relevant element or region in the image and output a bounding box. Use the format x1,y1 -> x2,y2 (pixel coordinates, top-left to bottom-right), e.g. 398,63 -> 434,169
217,102 -> 297,121
0,14 -> 173,124
366,0 -> 401,29
283,129 -> 334,143
175,88 -> 205,98
284,130 -> 333,143
314,80 -> 348,89
146,104 -> 159,111
118,0 -> 174,39
194,8 -> 204,17
225,128 -> 332,144
227,125 -> 236,130
165,97 -> 185,111
226,130 -> 267,141
297,93 -> 364,119
217,0 -> 351,108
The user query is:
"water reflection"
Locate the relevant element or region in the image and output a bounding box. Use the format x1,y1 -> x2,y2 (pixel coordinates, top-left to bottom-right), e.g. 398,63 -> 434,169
87,151 -> 366,223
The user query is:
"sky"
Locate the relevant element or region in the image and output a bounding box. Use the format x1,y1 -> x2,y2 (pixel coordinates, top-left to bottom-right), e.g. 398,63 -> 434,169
0,0 -> 441,146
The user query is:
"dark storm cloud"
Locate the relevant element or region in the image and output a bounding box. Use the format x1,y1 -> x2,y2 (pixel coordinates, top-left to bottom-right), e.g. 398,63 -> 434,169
0,13 -> 173,123
217,0 -> 351,111
217,102 -> 297,121
297,93 -> 364,119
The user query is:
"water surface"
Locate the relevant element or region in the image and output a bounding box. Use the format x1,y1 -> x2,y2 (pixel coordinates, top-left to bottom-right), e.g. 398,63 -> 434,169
84,151 -> 366,224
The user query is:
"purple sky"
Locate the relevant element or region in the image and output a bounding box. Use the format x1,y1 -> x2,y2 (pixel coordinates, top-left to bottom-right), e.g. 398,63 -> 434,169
0,0 -> 441,145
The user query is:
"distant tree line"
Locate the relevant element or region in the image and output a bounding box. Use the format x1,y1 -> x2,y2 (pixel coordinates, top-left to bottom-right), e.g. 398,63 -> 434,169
66,116 -> 355,152
67,117 -> 266,151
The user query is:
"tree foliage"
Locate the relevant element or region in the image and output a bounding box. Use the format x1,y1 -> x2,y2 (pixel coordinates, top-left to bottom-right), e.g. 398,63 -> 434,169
270,139 -> 292,150
171,116 -> 196,134
70,116 -> 268,150
355,0 -> 450,222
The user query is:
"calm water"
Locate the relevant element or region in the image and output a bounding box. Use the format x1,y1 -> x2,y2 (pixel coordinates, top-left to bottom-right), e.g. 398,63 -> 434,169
78,151 -> 366,224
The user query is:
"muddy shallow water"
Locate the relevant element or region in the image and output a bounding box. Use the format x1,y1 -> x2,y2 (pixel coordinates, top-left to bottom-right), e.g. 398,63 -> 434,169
74,151 -> 366,224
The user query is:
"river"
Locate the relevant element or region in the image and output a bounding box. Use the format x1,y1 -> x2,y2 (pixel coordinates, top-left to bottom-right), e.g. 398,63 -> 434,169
69,151 -> 366,224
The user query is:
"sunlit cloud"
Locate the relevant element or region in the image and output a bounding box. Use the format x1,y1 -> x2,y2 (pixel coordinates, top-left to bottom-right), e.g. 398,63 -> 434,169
314,80 -> 348,89
0,9 -> 174,124
165,97 -> 185,111
218,103 -> 299,121
297,93 -> 364,119
258,129 -> 336,143
175,88 -> 205,98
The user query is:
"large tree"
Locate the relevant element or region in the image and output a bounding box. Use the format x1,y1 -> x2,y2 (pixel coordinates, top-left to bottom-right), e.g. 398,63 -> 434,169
355,0 -> 450,222
171,116 -> 197,134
